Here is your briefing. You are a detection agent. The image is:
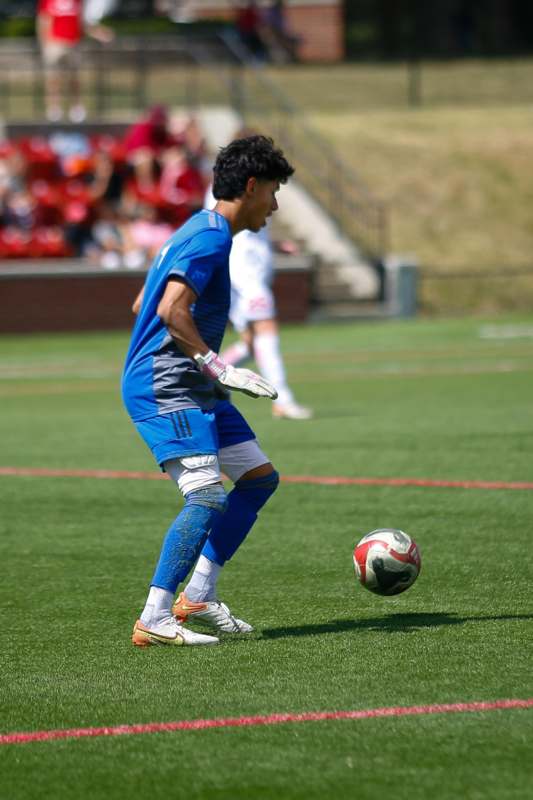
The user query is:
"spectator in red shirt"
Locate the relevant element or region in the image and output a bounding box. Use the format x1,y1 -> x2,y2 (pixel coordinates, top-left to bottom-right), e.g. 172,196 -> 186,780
123,105 -> 183,194
159,144 -> 205,207
37,0 -> 113,123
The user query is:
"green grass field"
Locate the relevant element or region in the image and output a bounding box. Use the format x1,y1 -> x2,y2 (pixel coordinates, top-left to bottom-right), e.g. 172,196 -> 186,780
1,316 -> 533,799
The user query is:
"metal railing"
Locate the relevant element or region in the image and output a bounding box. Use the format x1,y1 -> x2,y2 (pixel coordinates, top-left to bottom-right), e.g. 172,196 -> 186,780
0,36 -> 233,118
208,31 -> 388,259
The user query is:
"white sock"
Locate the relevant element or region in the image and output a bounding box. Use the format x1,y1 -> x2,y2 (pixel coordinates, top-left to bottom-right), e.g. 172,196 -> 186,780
140,586 -> 174,627
221,340 -> 251,366
184,555 -> 221,602
253,332 -> 295,406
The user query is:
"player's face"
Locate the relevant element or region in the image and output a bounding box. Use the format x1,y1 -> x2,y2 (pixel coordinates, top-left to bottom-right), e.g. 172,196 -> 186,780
245,179 -> 280,232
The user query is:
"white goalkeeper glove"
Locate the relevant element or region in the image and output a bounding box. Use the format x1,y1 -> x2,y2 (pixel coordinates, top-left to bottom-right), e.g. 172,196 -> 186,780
194,350 -> 278,400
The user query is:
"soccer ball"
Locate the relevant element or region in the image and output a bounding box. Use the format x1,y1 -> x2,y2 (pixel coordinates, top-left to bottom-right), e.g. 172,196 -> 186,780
353,528 -> 421,596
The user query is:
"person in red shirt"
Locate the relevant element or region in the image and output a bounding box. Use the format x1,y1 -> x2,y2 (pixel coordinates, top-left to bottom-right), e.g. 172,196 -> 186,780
158,142 -> 206,225
123,106 -> 183,195
123,106 -> 178,158
37,0 -> 113,122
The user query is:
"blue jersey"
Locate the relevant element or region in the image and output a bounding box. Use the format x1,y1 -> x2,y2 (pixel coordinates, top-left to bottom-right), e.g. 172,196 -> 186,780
122,210 -> 232,422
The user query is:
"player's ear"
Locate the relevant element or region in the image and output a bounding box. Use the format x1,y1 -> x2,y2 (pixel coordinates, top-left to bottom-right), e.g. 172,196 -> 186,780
245,176 -> 257,195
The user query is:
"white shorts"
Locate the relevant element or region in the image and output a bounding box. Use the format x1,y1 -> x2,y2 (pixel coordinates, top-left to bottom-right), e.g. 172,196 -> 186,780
164,438 -> 270,496
41,41 -> 80,70
229,283 -> 276,332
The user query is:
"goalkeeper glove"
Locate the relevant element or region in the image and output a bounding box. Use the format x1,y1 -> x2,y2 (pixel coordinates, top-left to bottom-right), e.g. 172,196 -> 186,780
194,350 -> 278,400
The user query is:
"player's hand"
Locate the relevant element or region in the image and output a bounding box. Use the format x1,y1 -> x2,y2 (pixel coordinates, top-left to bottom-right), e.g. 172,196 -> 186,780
218,364 -> 278,399
194,351 -> 278,400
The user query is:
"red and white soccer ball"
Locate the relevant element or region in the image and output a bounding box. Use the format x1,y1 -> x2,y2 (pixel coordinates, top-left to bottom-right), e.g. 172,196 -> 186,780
353,528 -> 421,596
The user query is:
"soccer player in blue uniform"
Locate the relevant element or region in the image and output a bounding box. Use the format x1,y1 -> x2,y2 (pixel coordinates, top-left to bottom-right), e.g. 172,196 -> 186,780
122,135 -> 294,646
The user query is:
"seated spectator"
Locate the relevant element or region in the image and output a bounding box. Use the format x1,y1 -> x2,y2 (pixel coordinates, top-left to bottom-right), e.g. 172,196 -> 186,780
0,146 -> 28,197
90,133 -> 127,167
63,199 -> 93,256
174,114 -> 210,176
87,150 -> 125,208
159,143 -> 205,224
3,189 -> 39,231
1,114 -> 209,267
86,201 -> 124,269
122,203 -> 173,265
123,105 -> 182,193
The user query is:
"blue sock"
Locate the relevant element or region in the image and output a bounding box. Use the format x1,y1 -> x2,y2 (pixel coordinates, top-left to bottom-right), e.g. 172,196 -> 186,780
151,485 -> 227,593
201,471 -> 279,566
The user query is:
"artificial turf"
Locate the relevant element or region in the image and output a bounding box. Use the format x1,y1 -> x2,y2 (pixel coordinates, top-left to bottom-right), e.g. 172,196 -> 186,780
1,315 -> 532,799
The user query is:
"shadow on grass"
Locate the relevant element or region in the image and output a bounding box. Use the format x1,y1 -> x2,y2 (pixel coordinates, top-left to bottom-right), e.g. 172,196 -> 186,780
261,612 -> 533,639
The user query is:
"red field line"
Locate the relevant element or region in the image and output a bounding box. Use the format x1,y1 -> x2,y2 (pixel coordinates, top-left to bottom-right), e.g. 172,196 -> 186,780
0,466 -> 532,491
0,466 -> 167,481
1,699 -> 532,747
281,475 -> 533,491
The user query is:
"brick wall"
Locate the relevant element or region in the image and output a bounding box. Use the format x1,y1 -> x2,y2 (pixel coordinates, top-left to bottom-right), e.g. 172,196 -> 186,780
0,263 -> 312,333
0,273 -> 145,334
194,0 -> 344,62
285,2 -> 344,62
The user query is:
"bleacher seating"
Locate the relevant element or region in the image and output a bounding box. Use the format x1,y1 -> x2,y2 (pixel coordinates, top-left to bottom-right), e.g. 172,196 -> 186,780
0,112 -> 208,265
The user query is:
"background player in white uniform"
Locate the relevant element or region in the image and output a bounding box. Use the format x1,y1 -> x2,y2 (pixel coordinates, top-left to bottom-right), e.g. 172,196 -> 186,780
206,186 -> 312,420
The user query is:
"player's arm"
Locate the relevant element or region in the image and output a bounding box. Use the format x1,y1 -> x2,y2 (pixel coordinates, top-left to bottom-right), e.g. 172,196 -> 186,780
85,23 -> 114,44
157,277 -> 277,399
157,278 -> 209,356
132,286 -> 145,315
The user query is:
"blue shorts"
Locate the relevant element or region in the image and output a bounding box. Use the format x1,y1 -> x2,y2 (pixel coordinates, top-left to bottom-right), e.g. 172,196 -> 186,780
135,400 -> 256,467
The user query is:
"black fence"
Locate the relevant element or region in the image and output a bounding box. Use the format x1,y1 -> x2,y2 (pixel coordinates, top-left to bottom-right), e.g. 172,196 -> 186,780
0,36 -> 232,117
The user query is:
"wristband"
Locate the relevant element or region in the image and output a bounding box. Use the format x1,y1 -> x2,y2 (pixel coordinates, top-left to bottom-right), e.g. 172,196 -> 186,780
194,350 -> 226,381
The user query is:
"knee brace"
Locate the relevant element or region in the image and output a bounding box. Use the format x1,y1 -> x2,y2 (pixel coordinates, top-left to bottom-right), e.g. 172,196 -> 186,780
185,483 -> 228,515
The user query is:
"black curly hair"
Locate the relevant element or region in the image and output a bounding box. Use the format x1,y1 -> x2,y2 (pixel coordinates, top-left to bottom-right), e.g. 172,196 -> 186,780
212,135 -> 294,200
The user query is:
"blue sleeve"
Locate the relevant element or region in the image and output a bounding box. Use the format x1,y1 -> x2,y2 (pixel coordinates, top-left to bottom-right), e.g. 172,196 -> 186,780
164,230 -> 228,297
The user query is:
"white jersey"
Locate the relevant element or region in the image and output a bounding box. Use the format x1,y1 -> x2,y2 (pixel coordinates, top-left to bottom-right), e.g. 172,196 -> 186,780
230,226 -> 273,288
229,227 -> 276,330
204,185 -> 276,330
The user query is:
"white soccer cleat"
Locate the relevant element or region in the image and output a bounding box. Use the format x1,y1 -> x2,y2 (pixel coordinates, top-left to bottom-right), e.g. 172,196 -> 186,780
272,401 -> 313,420
132,616 -> 219,647
173,592 -> 254,633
